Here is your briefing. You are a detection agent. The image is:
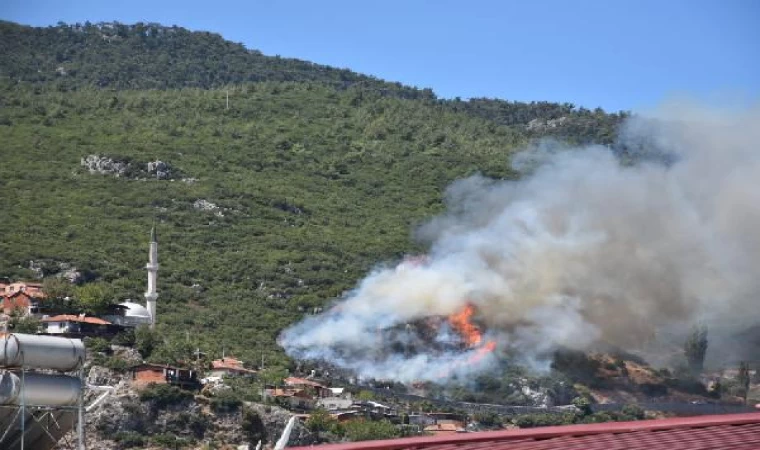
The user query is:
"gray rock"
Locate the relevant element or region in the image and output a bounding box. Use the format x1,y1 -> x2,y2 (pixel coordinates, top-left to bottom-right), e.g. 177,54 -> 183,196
194,199 -> 219,211
147,160 -> 171,179
81,154 -> 128,176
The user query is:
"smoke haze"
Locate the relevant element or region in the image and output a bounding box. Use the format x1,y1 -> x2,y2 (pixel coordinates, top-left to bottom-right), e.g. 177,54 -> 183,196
279,103 -> 760,382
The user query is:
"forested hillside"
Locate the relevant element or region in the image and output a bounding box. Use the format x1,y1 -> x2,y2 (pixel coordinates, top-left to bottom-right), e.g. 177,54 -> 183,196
0,20 -> 627,370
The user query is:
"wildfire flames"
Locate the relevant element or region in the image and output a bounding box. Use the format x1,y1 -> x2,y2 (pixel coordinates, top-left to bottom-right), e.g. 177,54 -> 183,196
448,304 -> 483,346
447,303 -> 496,363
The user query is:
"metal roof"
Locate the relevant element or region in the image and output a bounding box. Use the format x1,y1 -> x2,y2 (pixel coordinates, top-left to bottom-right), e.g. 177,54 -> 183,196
288,413 -> 760,450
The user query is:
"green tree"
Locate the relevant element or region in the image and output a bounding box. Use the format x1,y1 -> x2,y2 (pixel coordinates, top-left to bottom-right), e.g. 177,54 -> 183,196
42,277 -> 75,300
7,309 -> 40,333
306,408 -> 340,434
242,408 -> 268,445
684,324 -> 708,374
134,325 -> 159,359
356,390 -> 375,401
343,419 -> 399,442
74,282 -> 113,315
259,367 -> 288,386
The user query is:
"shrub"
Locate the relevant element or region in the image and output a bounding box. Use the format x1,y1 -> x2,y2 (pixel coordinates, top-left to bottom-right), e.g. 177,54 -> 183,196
664,377 -> 707,396
241,408 -> 268,445
640,383 -> 668,397
512,413 -> 575,428
84,337 -> 111,354
104,356 -> 130,372
151,433 -> 193,449
306,408 -> 338,433
113,431 -> 146,449
209,390 -> 243,413
473,412 -> 502,428
113,329 -> 136,346
139,383 -> 193,409
620,404 -> 645,420
343,419 -> 399,442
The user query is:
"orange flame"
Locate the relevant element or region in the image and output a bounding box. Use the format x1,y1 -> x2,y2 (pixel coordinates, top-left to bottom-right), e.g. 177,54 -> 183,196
468,340 -> 497,364
448,303 -> 483,347
447,303 -> 497,362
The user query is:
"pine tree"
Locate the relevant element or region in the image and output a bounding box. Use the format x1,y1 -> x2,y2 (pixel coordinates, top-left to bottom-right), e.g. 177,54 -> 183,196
738,361 -> 751,405
683,324 -> 708,375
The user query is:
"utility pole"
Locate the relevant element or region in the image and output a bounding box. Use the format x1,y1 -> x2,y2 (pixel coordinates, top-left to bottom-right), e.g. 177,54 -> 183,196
226,89 -> 229,110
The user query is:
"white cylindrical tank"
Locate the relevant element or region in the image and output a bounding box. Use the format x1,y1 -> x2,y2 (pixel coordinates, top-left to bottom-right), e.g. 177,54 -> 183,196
0,333 -> 85,371
0,371 -> 82,406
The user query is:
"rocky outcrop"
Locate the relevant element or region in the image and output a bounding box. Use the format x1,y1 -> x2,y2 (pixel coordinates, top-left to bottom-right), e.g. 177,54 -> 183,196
81,155 -> 183,181
194,199 -> 226,217
27,259 -> 90,283
147,160 -> 171,179
193,199 -> 219,212
80,154 -> 129,176
526,116 -> 569,131
80,365 -> 319,449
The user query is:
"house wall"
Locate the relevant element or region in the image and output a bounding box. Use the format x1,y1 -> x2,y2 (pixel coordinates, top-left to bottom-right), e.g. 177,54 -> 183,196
42,321 -> 74,334
133,368 -> 167,386
317,397 -> 354,410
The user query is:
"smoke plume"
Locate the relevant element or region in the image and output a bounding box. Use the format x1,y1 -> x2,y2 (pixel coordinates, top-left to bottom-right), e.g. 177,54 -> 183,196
280,102 -> 760,382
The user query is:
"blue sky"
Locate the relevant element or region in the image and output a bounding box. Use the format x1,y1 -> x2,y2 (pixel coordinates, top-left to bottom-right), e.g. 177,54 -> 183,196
3,0 -> 758,112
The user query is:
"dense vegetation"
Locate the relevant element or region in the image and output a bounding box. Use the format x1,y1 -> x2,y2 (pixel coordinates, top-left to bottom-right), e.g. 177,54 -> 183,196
0,20 -> 626,371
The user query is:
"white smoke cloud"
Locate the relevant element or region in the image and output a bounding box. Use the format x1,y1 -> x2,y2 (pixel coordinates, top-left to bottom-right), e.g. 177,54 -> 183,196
280,102 -> 760,381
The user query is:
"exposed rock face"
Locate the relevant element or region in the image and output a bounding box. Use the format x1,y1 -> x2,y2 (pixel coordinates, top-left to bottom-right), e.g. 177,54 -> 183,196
81,154 -> 129,176
81,155 -> 184,181
147,160 -> 171,179
526,116 -> 569,131
509,377 -> 578,407
79,365 -> 320,449
27,260 -> 45,278
26,259 -> 89,283
194,199 -> 225,217
193,199 -> 219,211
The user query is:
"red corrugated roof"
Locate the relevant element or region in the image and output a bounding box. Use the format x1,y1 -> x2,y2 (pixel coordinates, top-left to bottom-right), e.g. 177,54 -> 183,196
41,314 -> 112,325
288,413 -> 760,450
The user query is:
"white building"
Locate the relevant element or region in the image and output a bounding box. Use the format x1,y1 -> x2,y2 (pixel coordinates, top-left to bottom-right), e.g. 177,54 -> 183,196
102,226 -> 158,328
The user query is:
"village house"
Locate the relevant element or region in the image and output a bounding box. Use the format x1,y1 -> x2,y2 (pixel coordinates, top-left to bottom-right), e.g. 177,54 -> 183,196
316,386 -> 354,410
264,387 -> 316,411
317,395 -> 354,411
40,314 -> 120,336
422,423 -> 466,435
208,357 -> 257,378
1,290 -> 42,316
0,281 -> 47,316
131,363 -> 201,389
407,412 -> 466,434
0,281 -> 45,298
284,377 -> 332,398
330,410 -> 362,422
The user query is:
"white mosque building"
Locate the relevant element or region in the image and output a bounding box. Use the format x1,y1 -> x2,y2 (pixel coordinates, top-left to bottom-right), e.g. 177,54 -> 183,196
104,226 -> 158,328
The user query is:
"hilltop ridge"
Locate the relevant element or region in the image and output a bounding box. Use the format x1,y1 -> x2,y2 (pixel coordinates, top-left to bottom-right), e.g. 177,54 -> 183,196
0,20 -> 625,367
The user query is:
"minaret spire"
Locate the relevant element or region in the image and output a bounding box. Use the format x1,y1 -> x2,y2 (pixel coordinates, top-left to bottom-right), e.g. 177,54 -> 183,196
145,223 -> 159,329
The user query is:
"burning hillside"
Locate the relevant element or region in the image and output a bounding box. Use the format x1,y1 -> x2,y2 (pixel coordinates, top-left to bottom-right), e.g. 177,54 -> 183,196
280,103 -> 760,382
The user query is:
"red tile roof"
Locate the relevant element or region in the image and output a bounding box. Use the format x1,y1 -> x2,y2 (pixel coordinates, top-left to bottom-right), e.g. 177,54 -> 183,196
211,358 -> 257,373
41,314 -> 112,325
288,413 -> 760,450
284,377 -> 327,389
